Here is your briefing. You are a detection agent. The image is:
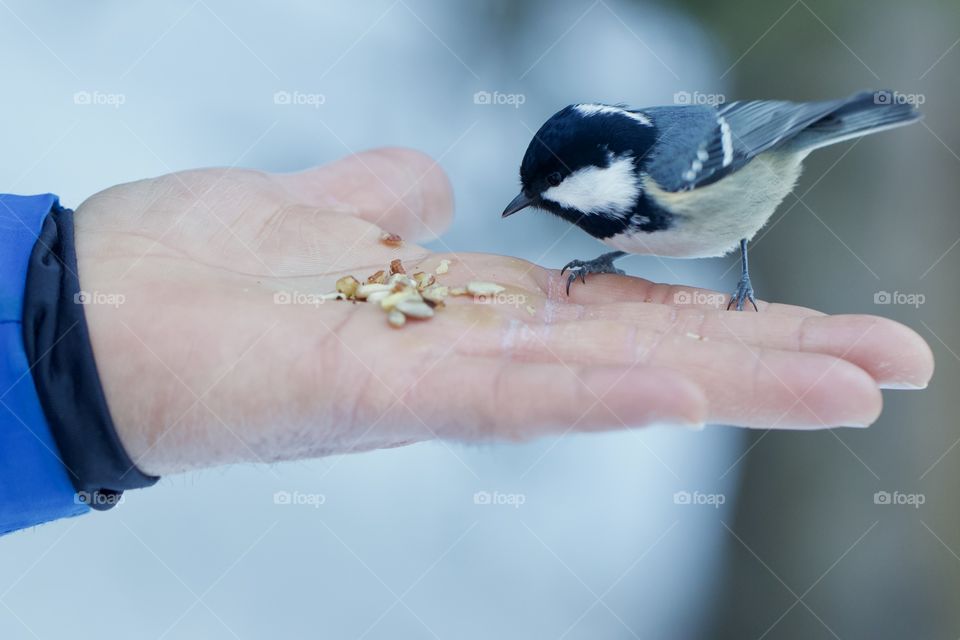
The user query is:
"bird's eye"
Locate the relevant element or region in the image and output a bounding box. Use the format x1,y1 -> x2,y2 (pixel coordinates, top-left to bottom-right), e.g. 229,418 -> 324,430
546,172 -> 562,187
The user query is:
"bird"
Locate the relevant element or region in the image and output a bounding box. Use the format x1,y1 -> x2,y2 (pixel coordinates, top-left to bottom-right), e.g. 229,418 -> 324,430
501,90 -> 921,310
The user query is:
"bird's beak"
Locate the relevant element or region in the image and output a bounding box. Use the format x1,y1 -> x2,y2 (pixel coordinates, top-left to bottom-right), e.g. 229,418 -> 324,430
501,192 -> 534,218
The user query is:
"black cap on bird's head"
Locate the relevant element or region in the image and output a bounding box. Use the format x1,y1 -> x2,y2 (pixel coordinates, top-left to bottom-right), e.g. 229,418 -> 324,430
501,104 -> 655,220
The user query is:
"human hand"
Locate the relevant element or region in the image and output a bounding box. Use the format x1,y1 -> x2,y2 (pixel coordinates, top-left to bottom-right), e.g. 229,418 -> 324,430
73,148 -> 934,476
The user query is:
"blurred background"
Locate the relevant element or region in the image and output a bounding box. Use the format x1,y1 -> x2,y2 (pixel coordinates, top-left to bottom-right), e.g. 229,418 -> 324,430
0,1 -> 957,638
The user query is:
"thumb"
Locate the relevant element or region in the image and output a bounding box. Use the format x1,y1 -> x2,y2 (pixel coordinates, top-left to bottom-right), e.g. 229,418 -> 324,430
277,147 -> 454,242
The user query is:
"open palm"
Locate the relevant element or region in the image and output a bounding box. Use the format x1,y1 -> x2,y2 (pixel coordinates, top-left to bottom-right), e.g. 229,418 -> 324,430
73,148 -> 934,476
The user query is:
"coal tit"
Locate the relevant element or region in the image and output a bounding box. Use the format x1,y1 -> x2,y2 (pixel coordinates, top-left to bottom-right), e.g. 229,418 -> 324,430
502,90 -> 921,310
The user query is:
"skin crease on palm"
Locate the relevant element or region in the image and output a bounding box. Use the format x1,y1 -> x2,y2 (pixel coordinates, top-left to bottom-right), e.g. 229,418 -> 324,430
72,147 -> 935,477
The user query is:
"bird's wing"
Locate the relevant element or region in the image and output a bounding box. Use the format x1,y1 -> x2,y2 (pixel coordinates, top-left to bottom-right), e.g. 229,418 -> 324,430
643,97 -> 849,192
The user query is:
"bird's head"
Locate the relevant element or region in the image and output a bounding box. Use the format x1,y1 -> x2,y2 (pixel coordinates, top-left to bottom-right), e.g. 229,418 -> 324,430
502,104 -> 654,224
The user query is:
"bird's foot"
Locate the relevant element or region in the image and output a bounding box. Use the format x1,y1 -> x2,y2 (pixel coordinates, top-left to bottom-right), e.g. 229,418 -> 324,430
727,275 -> 759,312
561,252 -> 626,295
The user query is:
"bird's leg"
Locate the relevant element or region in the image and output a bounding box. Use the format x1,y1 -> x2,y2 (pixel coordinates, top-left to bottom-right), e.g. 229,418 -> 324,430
727,238 -> 758,312
561,251 -> 627,295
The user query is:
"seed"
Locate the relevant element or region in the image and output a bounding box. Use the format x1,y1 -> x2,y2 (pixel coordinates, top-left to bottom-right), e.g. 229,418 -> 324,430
396,299 -> 434,318
356,283 -> 393,299
525,305 -> 536,316
412,272 -> 436,289
327,263 -> 456,328
366,270 -> 387,284
421,285 -> 449,304
336,275 -> 360,298
435,259 -> 450,275
466,281 -> 505,296
380,289 -> 419,310
388,273 -> 416,288
387,309 -> 406,327
380,232 -> 403,247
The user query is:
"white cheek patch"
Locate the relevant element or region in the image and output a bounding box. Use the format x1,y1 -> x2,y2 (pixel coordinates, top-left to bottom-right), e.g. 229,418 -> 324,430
542,153 -> 640,218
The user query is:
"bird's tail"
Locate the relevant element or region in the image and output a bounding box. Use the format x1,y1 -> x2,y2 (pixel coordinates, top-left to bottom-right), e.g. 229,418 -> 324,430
789,90 -> 922,152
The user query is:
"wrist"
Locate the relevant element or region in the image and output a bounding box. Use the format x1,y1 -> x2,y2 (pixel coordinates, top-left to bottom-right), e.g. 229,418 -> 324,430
24,202 -> 159,501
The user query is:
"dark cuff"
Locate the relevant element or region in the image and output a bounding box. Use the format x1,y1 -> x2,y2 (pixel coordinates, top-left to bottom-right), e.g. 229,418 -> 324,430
22,203 -> 158,510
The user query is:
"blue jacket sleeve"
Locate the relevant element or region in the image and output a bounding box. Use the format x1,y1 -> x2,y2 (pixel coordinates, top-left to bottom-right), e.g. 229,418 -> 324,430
0,194 -> 88,535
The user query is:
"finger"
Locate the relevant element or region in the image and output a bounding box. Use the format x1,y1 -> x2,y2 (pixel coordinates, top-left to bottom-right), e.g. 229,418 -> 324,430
276,147 -> 454,241
530,268 -> 823,316
664,339 -> 883,429
440,253 -> 820,315
646,339 -> 882,428
693,312 -> 934,390
456,318 -> 882,428
404,359 -> 708,439
530,305 -> 934,390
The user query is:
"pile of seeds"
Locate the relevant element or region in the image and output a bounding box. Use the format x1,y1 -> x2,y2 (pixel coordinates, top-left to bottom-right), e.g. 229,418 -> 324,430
332,257 -> 505,328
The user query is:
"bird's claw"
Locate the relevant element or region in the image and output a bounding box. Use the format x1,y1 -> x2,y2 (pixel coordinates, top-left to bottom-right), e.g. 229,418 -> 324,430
564,270 -> 587,295
727,276 -> 759,312
561,256 -> 625,296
